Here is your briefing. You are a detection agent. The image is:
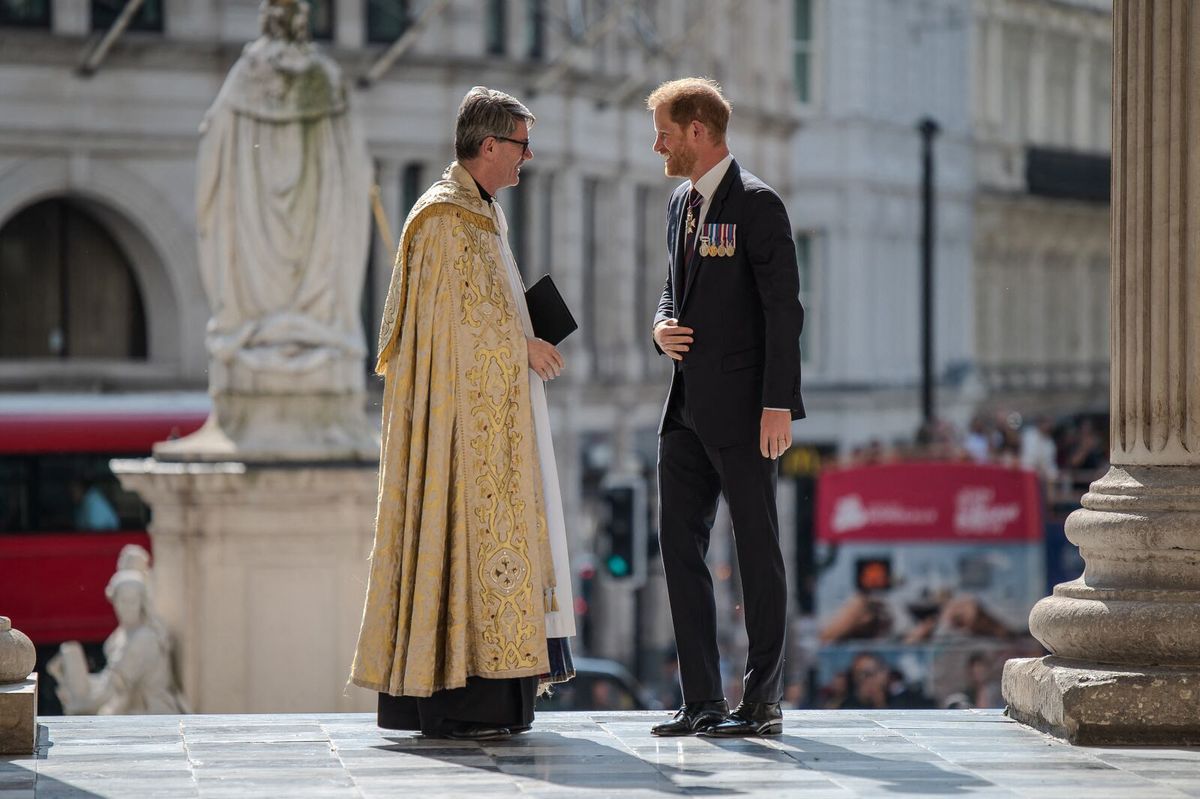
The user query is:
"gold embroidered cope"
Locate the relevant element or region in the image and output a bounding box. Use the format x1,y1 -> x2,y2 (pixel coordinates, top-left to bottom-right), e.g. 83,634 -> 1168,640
351,163 -> 555,697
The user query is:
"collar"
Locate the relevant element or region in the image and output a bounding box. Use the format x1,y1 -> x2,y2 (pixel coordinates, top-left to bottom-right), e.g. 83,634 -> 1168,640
445,161 -> 493,205
472,178 -> 494,205
689,153 -> 733,201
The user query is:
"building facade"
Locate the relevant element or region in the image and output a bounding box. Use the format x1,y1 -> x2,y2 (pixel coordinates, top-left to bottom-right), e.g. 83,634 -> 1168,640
0,0 -> 1114,697
970,0 -> 1113,415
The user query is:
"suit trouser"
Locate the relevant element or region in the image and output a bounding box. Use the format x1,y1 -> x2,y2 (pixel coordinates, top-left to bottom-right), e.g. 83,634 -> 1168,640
657,376 -> 787,705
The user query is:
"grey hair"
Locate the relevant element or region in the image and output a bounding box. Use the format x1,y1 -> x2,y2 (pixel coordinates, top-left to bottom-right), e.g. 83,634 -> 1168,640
454,86 -> 535,161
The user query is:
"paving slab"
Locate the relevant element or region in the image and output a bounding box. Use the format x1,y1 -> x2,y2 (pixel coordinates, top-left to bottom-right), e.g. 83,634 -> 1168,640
4,710 -> 1200,797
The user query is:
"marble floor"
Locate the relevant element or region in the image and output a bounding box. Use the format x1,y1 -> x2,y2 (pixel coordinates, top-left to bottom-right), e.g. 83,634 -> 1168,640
4,710 -> 1200,798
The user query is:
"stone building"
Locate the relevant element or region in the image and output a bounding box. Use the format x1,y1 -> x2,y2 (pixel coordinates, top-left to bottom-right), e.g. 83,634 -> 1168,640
971,0 -> 1113,415
0,0 -> 1117,698
0,0 -> 807,681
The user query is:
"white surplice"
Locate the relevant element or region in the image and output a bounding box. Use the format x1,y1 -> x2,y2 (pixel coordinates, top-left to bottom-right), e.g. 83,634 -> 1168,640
490,200 -> 577,639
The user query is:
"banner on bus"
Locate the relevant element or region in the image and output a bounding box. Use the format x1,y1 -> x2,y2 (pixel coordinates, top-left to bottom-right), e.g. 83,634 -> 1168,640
815,463 -> 1042,544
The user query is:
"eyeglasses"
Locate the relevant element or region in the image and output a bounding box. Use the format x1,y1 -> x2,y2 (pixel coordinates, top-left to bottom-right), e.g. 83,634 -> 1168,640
494,135 -> 531,156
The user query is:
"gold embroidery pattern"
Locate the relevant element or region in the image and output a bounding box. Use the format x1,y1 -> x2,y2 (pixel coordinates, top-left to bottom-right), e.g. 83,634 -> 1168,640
376,179 -> 496,374
351,165 -> 552,698
452,217 -> 542,673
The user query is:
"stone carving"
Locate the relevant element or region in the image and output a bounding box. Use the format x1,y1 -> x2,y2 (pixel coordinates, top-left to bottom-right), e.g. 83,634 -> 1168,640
158,0 -> 376,461
48,546 -> 188,715
0,617 -> 34,684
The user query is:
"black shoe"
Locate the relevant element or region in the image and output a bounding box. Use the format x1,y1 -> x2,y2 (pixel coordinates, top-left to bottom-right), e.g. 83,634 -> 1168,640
701,702 -> 783,737
651,700 -> 730,737
439,723 -> 513,741
509,724 -> 532,735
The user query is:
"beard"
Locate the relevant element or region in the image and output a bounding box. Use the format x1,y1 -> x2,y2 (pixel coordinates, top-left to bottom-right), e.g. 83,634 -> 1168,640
664,146 -> 697,178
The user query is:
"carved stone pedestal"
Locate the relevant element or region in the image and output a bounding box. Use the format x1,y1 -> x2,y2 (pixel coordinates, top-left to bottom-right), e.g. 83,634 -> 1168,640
1005,658 -> 1200,745
0,676 -> 37,755
112,460 -> 378,713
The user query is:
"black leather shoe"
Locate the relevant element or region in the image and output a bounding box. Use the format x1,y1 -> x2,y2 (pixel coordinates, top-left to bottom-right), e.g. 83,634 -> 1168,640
440,723 -> 513,741
701,702 -> 783,737
651,700 -> 730,737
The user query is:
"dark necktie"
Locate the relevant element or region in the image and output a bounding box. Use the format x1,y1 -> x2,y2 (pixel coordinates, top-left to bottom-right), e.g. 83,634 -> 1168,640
681,188 -> 704,293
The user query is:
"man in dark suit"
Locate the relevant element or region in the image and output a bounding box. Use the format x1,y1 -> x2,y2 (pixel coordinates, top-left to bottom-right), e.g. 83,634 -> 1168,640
646,78 -> 805,737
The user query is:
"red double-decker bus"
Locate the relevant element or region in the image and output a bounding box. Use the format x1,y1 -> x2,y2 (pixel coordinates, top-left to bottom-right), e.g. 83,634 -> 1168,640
0,395 -> 206,670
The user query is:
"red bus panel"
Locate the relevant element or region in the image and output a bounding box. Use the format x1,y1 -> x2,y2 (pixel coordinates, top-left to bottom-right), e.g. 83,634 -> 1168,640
0,531 -> 152,644
0,413 -> 206,454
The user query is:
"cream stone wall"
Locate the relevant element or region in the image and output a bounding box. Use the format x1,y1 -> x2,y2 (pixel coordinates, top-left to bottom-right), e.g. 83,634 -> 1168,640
971,0 -> 1113,412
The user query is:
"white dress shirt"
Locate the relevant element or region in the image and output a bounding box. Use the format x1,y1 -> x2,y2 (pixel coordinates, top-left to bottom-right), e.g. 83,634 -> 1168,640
688,152 -> 733,232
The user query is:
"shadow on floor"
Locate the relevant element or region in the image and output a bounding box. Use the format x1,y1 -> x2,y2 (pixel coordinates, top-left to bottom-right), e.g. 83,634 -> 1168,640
698,734 -> 995,795
0,725 -> 105,798
374,731 -> 741,795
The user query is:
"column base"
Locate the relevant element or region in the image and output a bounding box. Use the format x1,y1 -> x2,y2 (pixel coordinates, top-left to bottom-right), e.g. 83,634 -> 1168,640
0,675 -> 37,754
1003,656 -> 1200,745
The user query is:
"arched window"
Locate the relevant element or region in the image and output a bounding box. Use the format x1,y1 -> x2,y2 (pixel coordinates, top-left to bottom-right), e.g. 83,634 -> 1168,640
0,199 -> 147,359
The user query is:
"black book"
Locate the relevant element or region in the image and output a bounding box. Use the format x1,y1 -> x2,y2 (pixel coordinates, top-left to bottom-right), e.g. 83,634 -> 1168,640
524,275 -> 577,346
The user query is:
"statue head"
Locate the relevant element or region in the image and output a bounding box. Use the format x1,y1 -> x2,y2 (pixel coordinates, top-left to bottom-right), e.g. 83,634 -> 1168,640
259,0 -> 311,44
116,543 -> 151,575
105,569 -> 150,629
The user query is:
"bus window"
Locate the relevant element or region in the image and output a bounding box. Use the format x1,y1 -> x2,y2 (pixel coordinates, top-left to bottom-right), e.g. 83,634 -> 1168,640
0,457 -> 29,532
0,454 -> 149,533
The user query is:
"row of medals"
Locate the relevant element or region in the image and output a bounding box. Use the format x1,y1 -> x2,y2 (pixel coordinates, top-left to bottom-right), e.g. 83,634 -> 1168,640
699,239 -> 733,257
688,209 -> 734,257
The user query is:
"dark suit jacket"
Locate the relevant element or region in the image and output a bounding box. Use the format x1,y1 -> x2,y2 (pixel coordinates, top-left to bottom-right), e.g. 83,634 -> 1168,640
654,159 -> 806,448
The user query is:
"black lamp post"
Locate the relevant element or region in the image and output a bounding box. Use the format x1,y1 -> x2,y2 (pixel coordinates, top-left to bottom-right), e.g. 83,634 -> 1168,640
917,117 -> 941,426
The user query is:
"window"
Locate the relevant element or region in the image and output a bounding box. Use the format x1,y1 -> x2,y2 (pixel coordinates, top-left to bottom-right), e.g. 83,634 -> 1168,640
367,0 -> 410,44
401,162 -> 423,218
1091,44 -> 1112,151
0,199 -> 147,360
526,0 -> 546,60
1045,35 -> 1076,147
90,0 -> 163,32
0,0 -> 50,27
792,0 -> 813,104
487,0 -> 507,56
0,454 -> 149,533
795,231 -> 817,366
634,185 -> 653,356
582,177 -> 599,367
539,171 -> 555,279
1003,24 -> 1032,142
308,0 -> 334,41
509,170 -> 529,278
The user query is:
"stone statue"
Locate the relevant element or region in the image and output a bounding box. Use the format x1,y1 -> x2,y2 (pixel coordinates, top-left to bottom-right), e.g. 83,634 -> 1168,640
48,547 -> 188,715
159,0 -> 376,461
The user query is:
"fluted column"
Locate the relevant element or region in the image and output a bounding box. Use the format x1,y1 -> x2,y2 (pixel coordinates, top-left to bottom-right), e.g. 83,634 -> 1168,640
1003,0 -> 1200,745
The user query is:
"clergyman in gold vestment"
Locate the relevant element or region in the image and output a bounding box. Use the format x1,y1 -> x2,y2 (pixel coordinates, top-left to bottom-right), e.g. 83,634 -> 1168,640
351,87 -> 574,740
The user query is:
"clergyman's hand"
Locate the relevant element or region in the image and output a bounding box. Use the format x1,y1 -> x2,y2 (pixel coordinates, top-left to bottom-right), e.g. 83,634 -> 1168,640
653,318 -> 694,361
760,409 -> 792,460
528,337 -> 564,381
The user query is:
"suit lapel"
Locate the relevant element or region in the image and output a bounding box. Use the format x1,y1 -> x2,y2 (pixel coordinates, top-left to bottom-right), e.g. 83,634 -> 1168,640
670,187 -> 689,311
679,159 -> 740,312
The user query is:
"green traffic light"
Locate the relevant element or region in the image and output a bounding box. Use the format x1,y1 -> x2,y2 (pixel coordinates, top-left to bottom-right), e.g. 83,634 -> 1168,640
606,554 -> 630,577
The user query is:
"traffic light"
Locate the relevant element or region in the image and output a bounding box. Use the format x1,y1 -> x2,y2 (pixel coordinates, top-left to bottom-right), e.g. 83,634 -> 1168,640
598,476 -> 647,586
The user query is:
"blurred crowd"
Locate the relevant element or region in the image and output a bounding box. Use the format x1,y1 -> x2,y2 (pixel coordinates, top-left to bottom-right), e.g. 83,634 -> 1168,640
845,409 -> 1109,505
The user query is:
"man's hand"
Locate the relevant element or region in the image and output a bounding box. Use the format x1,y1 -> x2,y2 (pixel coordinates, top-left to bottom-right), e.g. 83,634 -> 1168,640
527,337 -> 564,381
760,409 -> 792,460
653,318 -> 694,361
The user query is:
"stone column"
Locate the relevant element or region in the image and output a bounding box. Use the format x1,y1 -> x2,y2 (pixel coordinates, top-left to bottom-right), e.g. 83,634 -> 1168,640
1003,0 -> 1200,745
